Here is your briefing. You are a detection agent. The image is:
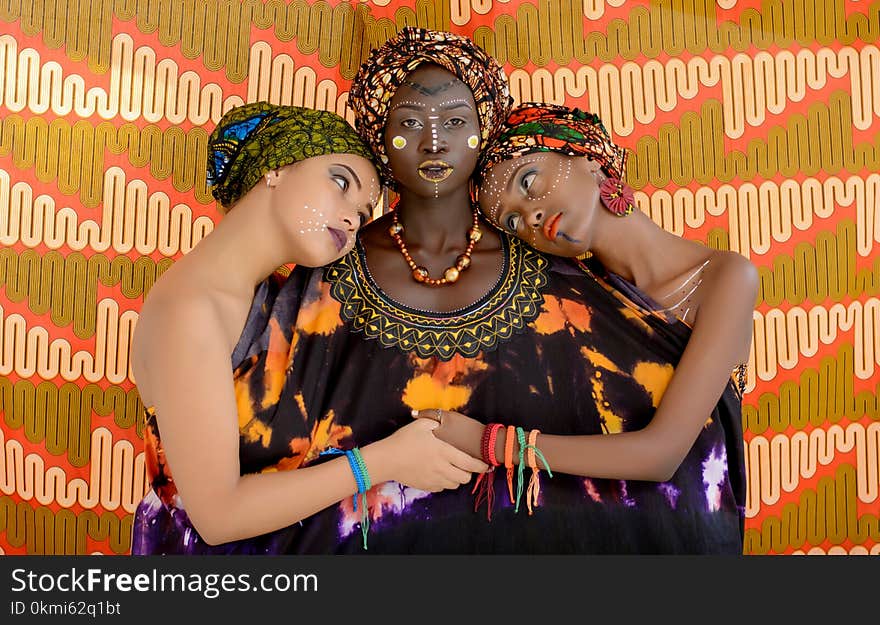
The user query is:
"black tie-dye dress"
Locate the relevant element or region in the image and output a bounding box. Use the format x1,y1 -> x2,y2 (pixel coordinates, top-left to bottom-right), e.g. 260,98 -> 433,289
131,233 -> 746,554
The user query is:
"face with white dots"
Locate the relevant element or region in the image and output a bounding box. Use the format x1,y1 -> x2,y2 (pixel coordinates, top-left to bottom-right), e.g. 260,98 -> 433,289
478,152 -> 603,257
266,153 -> 380,266
383,64 -> 481,198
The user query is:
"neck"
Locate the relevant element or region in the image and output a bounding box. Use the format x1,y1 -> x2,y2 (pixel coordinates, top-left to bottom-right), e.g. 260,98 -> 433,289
187,193 -> 296,297
394,185 -> 475,253
588,210 -> 680,289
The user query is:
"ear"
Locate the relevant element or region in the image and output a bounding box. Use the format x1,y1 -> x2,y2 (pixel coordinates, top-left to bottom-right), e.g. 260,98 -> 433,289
581,157 -> 602,173
265,168 -> 281,188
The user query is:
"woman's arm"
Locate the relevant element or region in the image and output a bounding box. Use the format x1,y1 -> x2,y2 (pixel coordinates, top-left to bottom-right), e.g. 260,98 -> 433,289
429,252 -> 758,482
132,292 -> 487,546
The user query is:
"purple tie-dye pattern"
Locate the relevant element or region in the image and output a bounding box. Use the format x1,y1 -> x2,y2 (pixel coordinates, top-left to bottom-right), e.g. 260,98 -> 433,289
618,480 -> 637,507
702,445 -> 728,512
658,483 -> 681,508
338,481 -> 432,539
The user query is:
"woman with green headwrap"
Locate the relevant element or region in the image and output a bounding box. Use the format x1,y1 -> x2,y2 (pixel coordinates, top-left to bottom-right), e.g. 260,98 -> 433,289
130,103 -> 487,554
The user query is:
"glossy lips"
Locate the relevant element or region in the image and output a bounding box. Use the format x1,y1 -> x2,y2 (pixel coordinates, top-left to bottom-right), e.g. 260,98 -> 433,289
543,212 -> 563,241
327,227 -> 348,252
417,160 -> 453,182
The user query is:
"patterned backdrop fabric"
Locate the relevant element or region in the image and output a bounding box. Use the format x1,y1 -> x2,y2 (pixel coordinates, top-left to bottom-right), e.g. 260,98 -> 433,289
0,0 -> 878,556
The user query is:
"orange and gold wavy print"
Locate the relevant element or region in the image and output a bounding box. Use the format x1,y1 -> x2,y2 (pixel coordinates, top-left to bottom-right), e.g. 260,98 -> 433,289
1,0 -> 878,555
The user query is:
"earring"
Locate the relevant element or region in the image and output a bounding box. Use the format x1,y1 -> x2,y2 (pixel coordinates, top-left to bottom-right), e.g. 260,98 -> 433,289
599,177 -> 636,216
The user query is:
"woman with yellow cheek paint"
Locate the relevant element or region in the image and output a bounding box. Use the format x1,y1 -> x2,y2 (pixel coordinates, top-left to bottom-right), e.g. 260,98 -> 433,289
130,103 -> 487,554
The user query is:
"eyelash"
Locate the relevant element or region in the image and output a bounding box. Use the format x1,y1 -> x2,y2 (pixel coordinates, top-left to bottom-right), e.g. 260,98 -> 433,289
503,213 -> 521,233
398,117 -> 468,130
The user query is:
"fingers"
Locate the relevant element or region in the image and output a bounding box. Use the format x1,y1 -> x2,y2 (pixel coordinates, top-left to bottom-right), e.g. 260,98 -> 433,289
410,417 -> 440,431
428,469 -> 471,492
411,408 -> 443,424
444,445 -> 489,474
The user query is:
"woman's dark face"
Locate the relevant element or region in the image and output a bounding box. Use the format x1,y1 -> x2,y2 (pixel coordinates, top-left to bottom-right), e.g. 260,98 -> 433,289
383,64 -> 480,198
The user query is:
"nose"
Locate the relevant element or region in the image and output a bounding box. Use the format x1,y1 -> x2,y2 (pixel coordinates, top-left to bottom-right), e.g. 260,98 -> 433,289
523,205 -> 544,229
418,124 -> 448,154
341,208 -> 359,232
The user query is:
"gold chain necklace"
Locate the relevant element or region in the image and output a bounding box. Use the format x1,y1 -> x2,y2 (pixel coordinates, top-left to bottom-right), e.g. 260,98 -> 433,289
388,206 -> 482,286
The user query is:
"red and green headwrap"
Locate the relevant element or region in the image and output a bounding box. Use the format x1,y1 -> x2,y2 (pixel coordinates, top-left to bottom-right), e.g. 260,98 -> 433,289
207,102 -> 374,209
348,27 -> 513,188
476,103 -> 629,187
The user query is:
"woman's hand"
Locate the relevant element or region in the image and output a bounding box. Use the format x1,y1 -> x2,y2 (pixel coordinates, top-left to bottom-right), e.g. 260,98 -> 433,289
412,409 -> 486,462
364,418 -> 488,492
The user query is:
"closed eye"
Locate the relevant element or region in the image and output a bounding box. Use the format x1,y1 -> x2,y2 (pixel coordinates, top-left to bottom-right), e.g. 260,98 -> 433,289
520,170 -> 537,194
503,213 -> 521,233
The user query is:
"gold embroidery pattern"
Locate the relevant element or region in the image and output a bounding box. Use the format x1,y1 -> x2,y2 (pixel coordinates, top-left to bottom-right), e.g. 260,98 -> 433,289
325,235 -> 549,360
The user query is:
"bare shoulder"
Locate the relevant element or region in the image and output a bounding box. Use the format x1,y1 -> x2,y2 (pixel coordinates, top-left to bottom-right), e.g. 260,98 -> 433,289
132,283 -> 224,380
704,250 -> 759,302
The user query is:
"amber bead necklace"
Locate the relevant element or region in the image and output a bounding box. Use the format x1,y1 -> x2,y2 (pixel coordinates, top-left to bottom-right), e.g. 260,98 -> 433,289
388,206 -> 482,286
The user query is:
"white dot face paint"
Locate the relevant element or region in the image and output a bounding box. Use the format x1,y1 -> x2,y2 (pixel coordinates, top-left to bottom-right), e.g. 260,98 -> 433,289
295,204 -> 328,235
428,113 -> 439,152
392,135 -> 407,150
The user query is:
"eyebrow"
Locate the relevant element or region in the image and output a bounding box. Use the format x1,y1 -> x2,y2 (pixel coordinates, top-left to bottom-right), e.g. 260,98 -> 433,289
443,101 -> 474,111
336,163 -> 362,191
391,100 -> 474,113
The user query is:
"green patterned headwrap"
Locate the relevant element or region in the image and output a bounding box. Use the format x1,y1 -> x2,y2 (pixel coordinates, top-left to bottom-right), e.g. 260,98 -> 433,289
475,103 -> 628,187
207,102 -> 374,208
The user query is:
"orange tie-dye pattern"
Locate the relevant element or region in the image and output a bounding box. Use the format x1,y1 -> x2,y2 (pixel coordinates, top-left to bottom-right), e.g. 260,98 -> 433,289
234,366 -> 274,447
402,354 -> 489,411
632,361 -> 674,409
270,411 -> 353,472
581,346 -> 626,432
589,370 -> 624,433
583,478 -> 602,502
582,346 -> 622,374
618,305 -> 655,334
534,295 -> 592,335
262,317 -> 295,410
297,282 -> 344,335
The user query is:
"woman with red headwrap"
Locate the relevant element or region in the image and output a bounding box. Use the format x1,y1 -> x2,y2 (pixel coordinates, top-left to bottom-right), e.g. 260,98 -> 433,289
431,102 -> 755,542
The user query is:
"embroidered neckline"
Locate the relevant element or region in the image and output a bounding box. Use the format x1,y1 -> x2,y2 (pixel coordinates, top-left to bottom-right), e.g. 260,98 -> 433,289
324,232 -> 550,360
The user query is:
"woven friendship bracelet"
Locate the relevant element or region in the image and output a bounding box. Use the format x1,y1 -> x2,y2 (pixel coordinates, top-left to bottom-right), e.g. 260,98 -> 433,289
504,425 -> 516,505
523,429 -> 553,516
472,423 -> 503,521
320,446 -> 372,550
514,427 -> 528,513
487,423 -> 503,467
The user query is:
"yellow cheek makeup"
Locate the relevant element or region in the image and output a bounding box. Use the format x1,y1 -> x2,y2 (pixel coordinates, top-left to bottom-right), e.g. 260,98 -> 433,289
392,136 -> 407,149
